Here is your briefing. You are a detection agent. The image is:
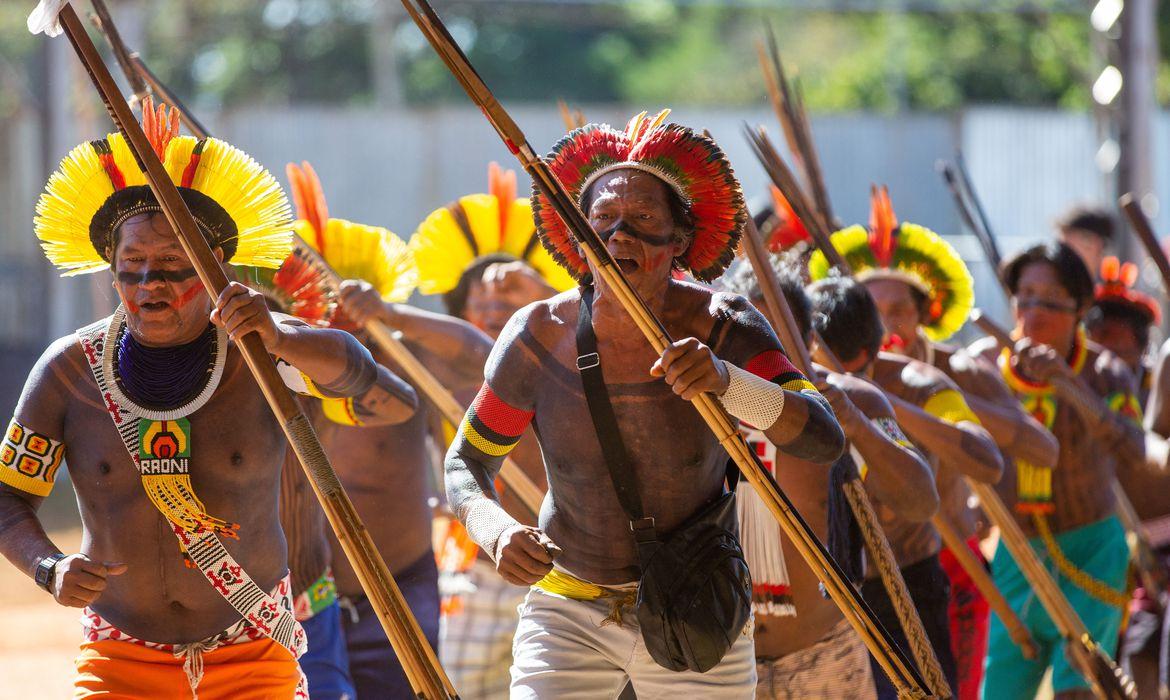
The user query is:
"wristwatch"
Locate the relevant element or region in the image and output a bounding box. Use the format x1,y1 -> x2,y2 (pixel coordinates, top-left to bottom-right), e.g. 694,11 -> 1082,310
34,553 -> 66,593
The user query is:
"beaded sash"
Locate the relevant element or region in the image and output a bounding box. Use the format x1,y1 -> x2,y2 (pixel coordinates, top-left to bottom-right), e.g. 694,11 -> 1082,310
77,309 -> 305,660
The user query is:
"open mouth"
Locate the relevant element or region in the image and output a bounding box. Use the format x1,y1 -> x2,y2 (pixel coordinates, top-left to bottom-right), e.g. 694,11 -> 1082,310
614,257 -> 640,274
139,301 -> 170,312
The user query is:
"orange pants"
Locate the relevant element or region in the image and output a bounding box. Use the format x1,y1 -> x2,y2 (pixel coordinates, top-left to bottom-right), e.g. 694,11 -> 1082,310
75,636 -> 301,699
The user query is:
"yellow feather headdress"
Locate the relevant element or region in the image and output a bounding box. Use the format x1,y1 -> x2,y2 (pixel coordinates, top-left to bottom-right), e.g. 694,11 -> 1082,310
408,162 -> 576,296
808,186 -> 974,342
34,99 -> 292,275
284,162 -> 416,328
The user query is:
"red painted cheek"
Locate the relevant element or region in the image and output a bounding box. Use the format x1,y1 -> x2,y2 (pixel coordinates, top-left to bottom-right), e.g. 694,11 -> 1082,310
125,298 -> 140,313
174,281 -> 206,309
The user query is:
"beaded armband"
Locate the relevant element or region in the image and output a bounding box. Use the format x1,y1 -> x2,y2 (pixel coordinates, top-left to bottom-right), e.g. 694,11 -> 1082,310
0,419 -> 64,497
458,384 -> 533,458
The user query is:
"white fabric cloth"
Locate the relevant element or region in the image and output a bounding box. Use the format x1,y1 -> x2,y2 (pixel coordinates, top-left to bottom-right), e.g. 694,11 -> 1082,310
510,586 -> 757,699
440,559 -> 528,700
27,0 -> 68,36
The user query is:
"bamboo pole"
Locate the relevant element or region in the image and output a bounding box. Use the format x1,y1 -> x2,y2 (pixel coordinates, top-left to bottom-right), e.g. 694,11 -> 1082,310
50,5 -> 454,697
742,218 -> 952,696
88,9 -> 545,523
395,0 -> 930,695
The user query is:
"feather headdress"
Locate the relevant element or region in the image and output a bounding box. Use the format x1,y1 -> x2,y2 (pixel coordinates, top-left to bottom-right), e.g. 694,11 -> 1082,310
409,163 -> 575,296
278,162 -> 416,330
35,98 -> 292,275
763,185 -> 810,252
808,186 -> 974,342
533,110 -> 747,283
1093,256 -> 1161,326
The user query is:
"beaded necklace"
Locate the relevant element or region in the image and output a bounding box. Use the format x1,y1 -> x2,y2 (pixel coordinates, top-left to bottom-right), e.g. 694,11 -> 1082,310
115,322 -> 217,411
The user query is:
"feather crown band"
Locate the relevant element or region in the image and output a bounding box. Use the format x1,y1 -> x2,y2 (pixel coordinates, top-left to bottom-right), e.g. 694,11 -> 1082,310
532,109 -> 747,283
1094,256 -> 1161,325
808,186 -> 974,342
409,162 -> 575,295
252,161 -> 415,329
34,98 -> 292,276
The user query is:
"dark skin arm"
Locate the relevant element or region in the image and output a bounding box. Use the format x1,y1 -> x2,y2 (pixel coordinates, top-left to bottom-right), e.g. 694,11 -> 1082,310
1015,337 -> 1145,471
651,338 -> 845,464
887,396 -> 1003,485
338,279 -> 495,392
953,353 -> 1060,470
815,369 -> 938,522
212,282 -> 417,423
0,339 -> 126,608
1145,344 -> 1170,473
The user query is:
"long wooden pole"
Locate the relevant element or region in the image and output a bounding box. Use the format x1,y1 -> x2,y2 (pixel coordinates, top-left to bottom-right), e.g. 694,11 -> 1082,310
1119,193 -> 1170,297
742,218 -> 952,697
395,0 -> 930,695
971,310 -> 1137,700
89,12 -> 544,523
52,6 -> 453,697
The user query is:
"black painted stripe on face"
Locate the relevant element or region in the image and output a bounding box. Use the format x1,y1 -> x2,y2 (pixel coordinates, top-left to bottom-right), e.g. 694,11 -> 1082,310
597,221 -> 674,247
117,267 -> 199,286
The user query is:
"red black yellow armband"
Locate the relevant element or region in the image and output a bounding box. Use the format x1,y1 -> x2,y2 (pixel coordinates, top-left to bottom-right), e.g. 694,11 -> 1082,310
0,419 -> 64,497
460,384 -> 533,457
746,350 -> 818,393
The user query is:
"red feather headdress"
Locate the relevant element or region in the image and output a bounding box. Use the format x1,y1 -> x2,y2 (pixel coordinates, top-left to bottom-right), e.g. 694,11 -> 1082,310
532,110 -> 747,283
1095,256 -> 1161,326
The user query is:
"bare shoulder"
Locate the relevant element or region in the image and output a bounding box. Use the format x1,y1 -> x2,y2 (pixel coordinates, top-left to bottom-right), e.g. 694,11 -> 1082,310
878,352 -> 957,397
485,290 -> 581,408
15,334 -> 95,436
701,287 -> 781,365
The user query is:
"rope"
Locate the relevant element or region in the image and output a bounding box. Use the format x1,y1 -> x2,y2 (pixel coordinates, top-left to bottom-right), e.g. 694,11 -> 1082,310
1033,514 -> 1130,609
844,480 -> 952,698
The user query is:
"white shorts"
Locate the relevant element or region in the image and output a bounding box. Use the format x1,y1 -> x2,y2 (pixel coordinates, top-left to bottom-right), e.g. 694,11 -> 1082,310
510,586 -> 756,699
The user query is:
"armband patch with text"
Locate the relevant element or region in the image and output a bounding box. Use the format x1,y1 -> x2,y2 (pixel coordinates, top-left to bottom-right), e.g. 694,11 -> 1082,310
0,419 -> 64,497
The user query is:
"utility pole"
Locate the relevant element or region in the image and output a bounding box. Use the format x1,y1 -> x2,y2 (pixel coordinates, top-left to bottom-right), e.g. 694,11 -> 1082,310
1116,0 -> 1158,263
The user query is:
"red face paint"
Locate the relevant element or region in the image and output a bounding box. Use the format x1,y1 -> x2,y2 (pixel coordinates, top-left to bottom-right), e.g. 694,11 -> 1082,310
174,280 -> 206,309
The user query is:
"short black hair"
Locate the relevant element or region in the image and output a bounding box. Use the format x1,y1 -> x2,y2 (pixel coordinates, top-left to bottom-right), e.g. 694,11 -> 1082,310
1057,206 -> 1115,242
1086,299 -> 1155,349
1001,241 -> 1095,310
443,252 -> 520,319
722,257 -> 812,340
807,276 -> 884,366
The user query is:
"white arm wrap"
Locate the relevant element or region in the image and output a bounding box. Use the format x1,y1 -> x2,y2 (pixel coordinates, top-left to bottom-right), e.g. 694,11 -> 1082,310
461,498 -> 521,563
718,360 -> 786,430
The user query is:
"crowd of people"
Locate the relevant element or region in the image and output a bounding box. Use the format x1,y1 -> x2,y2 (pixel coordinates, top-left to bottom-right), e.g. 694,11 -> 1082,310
1,26 -> 1168,699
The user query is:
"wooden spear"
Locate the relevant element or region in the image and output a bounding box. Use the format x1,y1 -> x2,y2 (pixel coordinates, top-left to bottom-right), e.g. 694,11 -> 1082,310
971,310 -> 1137,700
742,218 -> 952,697
1119,193 -> 1170,298
86,4 -> 544,522
395,0 -> 930,695
43,4 -> 454,697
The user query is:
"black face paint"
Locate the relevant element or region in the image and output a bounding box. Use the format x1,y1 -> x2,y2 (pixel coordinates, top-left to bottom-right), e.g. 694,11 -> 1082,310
596,220 -> 674,247
117,267 -> 199,286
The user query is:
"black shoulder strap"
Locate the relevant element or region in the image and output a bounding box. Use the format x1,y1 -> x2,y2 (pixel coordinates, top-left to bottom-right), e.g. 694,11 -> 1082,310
575,287 -> 656,540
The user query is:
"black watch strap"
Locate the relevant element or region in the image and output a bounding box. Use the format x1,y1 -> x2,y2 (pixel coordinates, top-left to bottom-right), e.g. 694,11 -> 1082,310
34,553 -> 66,592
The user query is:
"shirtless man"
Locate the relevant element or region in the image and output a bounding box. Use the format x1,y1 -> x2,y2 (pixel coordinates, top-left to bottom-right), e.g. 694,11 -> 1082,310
832,200 -> 1058,700
0,123 -> 416,698
971,242 -> 1145,700
1084,257 -> 1168,697
271,161 -> 496,699
408,164 -> 565,699
808,276 -> 1004,700
446,115 -> 844,697
722,260 -> 936,699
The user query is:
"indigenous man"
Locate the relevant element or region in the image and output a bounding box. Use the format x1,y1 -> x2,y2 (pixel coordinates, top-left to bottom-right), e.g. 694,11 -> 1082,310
445,111 -> 844,697
971,241 -> 1145,700
1085,256 -> 1169,697
806,274 -> 1004,700
409,163 -> 570,699
277,162 -> 495,699
1056,205 -> 1115,282
816,189 -> 1059,700
722,258 -> 937,700
0,108 -> 417,698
